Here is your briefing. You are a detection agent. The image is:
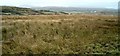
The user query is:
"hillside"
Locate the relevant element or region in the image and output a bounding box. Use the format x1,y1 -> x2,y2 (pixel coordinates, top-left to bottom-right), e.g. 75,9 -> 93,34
1,6 -> 38,15
0,6 -> 68,15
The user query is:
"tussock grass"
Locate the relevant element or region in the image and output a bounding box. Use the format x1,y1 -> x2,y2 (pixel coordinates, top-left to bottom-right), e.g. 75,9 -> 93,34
2,14 -> 119,54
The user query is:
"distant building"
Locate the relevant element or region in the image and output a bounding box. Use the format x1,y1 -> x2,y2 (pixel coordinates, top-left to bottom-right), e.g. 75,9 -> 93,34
94,11 -> 97,13
68,13 -> 71,15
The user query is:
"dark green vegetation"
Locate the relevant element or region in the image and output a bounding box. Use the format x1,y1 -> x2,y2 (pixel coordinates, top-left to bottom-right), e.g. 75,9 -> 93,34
0,6 -> 69,15
1,6 -> 40,15
2,14 -> 119,55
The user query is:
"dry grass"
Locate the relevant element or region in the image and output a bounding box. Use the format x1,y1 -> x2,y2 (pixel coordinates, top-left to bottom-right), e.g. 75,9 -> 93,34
2,14 -> 119,55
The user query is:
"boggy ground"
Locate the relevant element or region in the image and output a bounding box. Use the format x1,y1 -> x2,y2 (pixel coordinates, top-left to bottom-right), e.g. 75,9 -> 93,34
1,14 -> 120,55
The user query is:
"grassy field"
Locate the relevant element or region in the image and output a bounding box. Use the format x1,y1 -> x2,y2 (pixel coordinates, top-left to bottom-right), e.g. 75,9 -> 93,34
2,14 -> 119,54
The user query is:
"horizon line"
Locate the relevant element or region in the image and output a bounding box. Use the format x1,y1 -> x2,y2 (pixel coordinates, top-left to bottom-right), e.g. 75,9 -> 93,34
0,5 -> 118,9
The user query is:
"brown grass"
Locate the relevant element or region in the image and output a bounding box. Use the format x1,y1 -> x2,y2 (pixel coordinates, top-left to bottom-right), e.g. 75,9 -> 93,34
2,14 -> 119,54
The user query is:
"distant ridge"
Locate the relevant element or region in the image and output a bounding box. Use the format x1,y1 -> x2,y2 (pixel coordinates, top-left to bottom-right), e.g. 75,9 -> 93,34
0,6 -> 69,15
1,6 -> 40,15
0,6 -> 117,15
32,6 -> 117,15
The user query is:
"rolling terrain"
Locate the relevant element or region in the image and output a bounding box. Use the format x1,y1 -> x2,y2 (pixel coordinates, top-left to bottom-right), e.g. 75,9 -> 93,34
32,6 -> 118,15
1,6 -> 119,55
0,6 -> 68,15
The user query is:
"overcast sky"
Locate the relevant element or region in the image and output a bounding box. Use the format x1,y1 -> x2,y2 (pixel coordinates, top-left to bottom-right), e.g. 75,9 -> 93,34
0,0 -> 119,9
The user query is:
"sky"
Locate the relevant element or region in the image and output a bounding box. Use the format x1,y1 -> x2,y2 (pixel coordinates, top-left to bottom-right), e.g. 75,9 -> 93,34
0,0 -> 120,9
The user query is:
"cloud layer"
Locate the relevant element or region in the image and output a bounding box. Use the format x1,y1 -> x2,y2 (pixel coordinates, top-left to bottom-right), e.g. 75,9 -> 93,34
0,0 -> 119,8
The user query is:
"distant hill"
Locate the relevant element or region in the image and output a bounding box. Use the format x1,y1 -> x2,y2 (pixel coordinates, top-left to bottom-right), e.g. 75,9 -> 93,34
0,6 -> 69,15
32,6 -> 118,15
0,6 -> 117,15
1,6 -> 39,15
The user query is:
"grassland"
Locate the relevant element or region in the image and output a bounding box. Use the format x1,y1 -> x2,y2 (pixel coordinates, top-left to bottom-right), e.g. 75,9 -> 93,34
2,14 -> 119,55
